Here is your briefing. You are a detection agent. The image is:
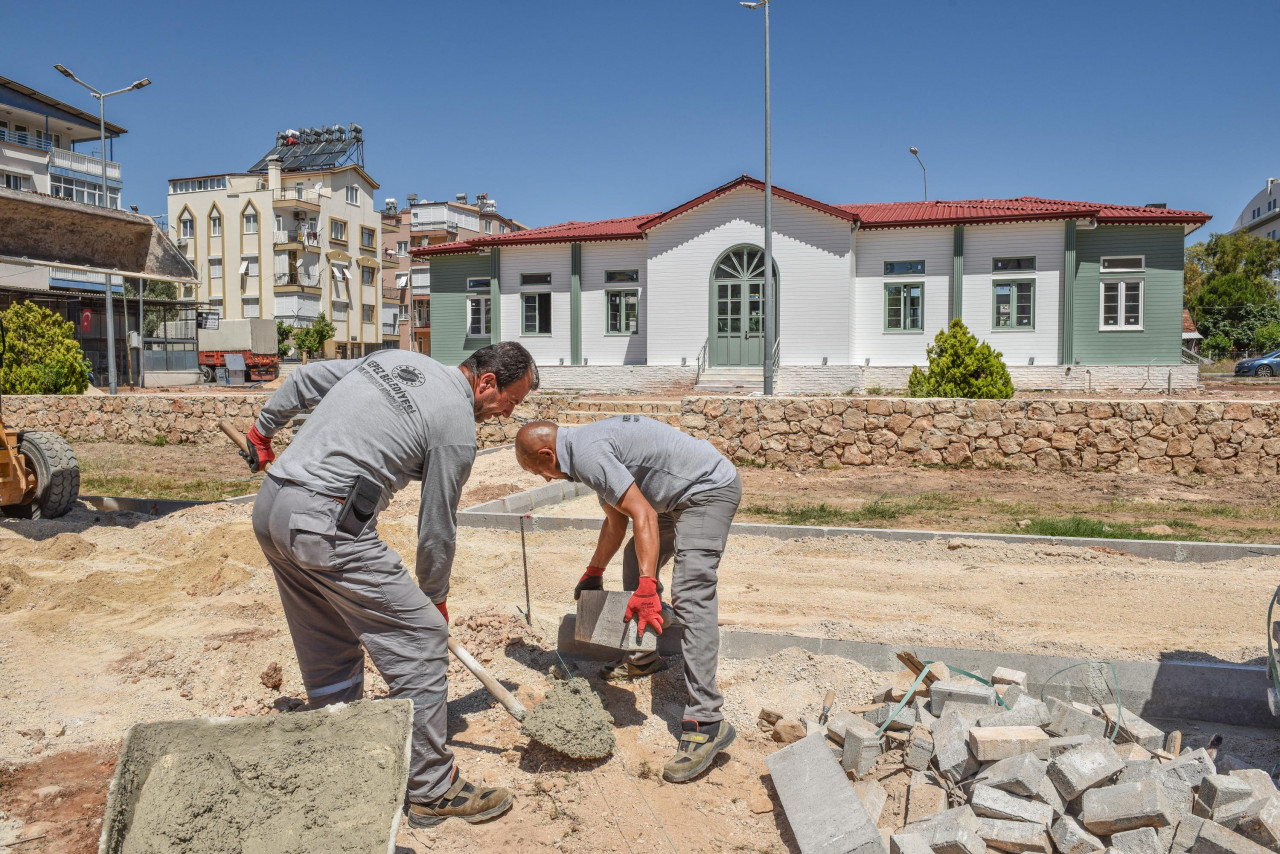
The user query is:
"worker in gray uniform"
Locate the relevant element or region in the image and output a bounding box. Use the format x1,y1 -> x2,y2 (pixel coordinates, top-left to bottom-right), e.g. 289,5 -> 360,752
244,342 -> 538,828
513,415 -> 741,782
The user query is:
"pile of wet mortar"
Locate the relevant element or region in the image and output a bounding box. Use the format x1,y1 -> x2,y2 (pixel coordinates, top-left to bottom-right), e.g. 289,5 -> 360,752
102,699 -> 412,854
521,677 -> 616,759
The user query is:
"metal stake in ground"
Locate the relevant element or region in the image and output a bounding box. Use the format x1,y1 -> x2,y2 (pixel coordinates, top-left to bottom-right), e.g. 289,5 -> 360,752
520,514 -> 532,626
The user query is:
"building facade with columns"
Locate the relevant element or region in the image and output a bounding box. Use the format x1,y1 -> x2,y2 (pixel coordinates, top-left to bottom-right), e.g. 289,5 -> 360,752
413,175 -> 1210,393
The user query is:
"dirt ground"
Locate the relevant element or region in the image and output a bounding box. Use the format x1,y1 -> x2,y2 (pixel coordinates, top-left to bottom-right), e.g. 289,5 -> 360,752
2,448 -> 1277,852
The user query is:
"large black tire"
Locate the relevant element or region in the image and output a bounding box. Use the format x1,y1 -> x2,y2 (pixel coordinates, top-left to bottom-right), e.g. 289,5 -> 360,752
201,365 -> 217,383
2,431 -> 80,519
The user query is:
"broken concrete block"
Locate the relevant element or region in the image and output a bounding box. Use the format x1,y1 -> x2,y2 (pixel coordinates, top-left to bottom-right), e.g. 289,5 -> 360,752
842,715 -> 884,778
914,697 -> 938,730
826,711 -> 861,746
907,770 -> 950,825
930,680 -> 998,715
1217,755 -> 1254,774
765,732 -> 888,854
976,752 -> 1048,797
1110,827 -> 1163,854
904,805 -> 984,854
976,818 -> 1052,853
1048,741 -> 1125,800
1033,774 -> 1067,819
992,667 -> 1029,689
891,832 -> 936,854
1119,760 -> 1162,785
1165,749 -> 1217,789
1230,771 -> 1279,803
1100,705 -> 1166,752
855,779 -> 888,825
906,726 -> 935,772
1172,815 -> 1208,854
1238,795 -> 1280,851
1000,684 -> 1029,707
576,590 -> 661,651
970,784 -> 1054,825
1189,817 -> 1274,854
1200,776 -> 1258,814
933,709 -> 980,783
1050,816 -> 1107,854
979,696 -> 1052,729
867,702 -> 918,731
969,726 -> 1050,762
1115,742 -> 1154,761
1035,735 -> 1094,761
1079,780 -> 1174,835
1046,698 -> 1109,739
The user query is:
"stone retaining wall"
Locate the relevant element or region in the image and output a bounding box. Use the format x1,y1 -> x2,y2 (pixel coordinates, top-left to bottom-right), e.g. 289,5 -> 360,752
681,396 -> 1279,476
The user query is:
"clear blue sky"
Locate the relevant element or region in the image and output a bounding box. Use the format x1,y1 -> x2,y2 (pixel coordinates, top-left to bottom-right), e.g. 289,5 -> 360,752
6,0 -> 1276,241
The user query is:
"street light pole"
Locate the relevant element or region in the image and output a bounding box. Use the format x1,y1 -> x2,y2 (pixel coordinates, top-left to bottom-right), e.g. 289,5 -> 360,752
910,146 -> 928,201
54,65 -> 150,395
741,0 -> 774,395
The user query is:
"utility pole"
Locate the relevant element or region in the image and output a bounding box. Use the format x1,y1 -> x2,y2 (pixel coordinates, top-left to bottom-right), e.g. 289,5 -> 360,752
740,0 -> 775,394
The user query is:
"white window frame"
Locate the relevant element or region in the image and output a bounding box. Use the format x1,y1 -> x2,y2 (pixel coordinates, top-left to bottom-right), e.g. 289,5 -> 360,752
180,216 -> 195,239
396,241 -> 408,257
1099,255 -> 1145,274
331,300 -> 349,322
243,210 -> 258,234
521,291 -> 552,336
467,295 -> 491,337
240,255 -> 259,277
331,219 -> 347,241
1099,279 -> 1144,331
209,257 -> 223,279
243,297 -> 260,318
346,185 -> 359,205
210,212 -> 222,237
606,288 -> 640,335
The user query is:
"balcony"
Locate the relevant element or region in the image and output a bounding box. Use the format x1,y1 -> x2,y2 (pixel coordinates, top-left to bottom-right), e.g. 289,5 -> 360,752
412,316 -> 430,329
381,285 -> 403,301
48,146 -> 122,182
274,272 -> 321,291
272,187 -> 322,209
273,229 -> 321,249
410,220 -> 459,233
382,322 -> 399,336
0,127 -> 52,151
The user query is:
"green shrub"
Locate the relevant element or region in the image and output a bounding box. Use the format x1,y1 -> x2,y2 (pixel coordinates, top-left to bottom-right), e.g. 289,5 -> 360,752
1,301 -> 90,394
907,319 -> 1014,399
292,312 -> 336,358
1202,332 -> 1233,361
1253,321 -> 1280,354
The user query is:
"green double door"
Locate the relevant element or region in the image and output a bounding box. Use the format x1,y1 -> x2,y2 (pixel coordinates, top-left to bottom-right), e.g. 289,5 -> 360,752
711,246 -> 774,367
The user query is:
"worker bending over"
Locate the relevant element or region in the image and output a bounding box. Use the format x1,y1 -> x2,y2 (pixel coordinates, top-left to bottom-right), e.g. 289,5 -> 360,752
246,342 -> 537,828
515,415 -> 741,782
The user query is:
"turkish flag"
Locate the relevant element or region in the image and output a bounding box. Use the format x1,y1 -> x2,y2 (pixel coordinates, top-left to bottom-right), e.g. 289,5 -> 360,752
80,308 -> 92,333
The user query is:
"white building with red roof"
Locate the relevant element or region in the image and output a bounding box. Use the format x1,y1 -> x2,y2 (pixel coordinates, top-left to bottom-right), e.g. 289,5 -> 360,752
413,175 -> 1209,393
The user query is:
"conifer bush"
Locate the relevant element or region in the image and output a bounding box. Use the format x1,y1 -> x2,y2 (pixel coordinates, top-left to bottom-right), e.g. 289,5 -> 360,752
1,301 -> 90,394
907,318 -> 1014,399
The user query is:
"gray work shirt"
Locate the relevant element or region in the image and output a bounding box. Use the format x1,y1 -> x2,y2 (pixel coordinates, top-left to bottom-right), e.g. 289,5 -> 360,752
254,351 -> 475,604
555,416 -> 737,513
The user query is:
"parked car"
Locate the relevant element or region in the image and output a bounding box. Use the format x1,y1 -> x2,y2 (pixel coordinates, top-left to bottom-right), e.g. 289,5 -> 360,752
1234,350 -> 1280,377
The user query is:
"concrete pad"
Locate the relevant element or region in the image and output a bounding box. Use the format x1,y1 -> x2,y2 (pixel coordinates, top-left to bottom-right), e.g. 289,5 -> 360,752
765,731 -> 887,854
976,817 -> 1052,853
975,752 -> 1048,797
1079,780 -> 1175,835
970,784 -> 1054,825
969,726 -> 1050,762
1048,741 -> 1125,800
1050,816 -> 1107,854
1110,827 -> 1163,854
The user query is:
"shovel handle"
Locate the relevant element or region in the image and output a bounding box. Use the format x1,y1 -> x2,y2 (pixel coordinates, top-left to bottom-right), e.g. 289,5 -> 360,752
448,637 -> 527,722
219,418 -> 271,473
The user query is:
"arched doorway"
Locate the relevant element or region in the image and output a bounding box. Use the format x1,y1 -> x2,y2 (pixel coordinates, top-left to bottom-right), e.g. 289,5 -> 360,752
710,244 -> 777,367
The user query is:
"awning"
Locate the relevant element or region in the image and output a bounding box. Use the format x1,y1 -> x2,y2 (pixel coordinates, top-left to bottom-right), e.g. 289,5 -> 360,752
331,263 -> 349,281
238,259 -> 250,275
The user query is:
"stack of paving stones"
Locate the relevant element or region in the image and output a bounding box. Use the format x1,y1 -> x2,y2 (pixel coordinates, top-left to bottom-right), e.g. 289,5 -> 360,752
763,661 -> 1280,854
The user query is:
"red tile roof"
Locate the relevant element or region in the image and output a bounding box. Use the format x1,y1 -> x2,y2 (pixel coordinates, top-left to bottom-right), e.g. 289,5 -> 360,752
1183,309 -> 1200,336
409,179 -> 1210,257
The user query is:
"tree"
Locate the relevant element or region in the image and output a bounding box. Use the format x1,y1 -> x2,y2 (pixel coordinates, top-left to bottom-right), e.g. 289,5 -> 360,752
1185,232 -> 1280,315
292,313 -> 335,358
1254,321 -> 1280,354
1,301 -> 90,394
1202,332 -> 1233,362
1195,302 -> 1280,350
907,318 -> 1014,399
276,320 -> 293,355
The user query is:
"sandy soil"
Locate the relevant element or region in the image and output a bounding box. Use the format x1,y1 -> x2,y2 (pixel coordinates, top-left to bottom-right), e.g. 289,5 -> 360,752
1,447 -> 1276,852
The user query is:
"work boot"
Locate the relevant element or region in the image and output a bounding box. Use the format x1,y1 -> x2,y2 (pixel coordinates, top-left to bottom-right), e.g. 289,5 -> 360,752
407,772 -> 513,828
662,720 -> 736,783
599,655 -> 667,682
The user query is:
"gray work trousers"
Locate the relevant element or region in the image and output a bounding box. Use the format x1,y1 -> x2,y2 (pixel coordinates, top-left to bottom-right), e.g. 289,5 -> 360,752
252,475 -> 452,803
620,475 -> 741,724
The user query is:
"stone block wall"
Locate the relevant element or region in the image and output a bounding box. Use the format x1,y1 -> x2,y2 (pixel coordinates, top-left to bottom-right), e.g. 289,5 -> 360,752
681,396 -> 1279,477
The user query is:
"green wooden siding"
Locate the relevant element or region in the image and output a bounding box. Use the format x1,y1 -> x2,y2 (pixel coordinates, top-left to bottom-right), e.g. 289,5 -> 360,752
426,252 -> 493,367
1072,225 -> 1184,365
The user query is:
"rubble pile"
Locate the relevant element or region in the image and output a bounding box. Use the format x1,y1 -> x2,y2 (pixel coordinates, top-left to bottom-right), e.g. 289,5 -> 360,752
447,607 -> 549,675
762,656 -> 1280,854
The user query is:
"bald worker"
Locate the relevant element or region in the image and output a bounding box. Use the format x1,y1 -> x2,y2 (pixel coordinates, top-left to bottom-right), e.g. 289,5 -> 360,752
514,415 -> 741,782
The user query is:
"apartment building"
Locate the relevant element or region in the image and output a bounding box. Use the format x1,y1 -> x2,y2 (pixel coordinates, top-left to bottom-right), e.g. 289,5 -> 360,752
166,126 -> 389,358
379,199 -> 413,351
402,193 -> 526,355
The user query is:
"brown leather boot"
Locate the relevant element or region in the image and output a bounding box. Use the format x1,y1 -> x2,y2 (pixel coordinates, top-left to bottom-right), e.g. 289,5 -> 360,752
407,772 -> 513,828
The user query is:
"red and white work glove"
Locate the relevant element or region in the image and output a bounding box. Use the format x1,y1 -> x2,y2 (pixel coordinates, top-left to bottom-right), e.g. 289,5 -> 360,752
245,424 -> 276,473
574,566 -> 605,601
625,577 -> 664,641
435,600 -> 449,625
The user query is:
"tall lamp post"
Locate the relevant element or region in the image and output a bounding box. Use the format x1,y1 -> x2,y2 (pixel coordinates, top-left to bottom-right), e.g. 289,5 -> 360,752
740,0 -> 774,396
910,146 -> 928,201
54,64 -> 150,395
